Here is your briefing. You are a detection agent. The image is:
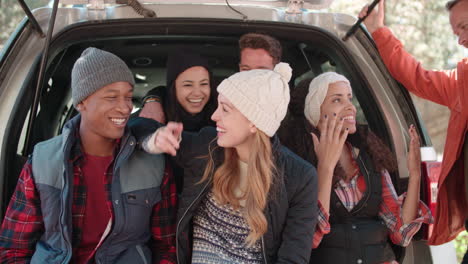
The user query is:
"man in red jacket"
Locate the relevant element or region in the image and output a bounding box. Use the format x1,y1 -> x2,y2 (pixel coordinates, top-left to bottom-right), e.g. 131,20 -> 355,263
359,0 -> 468,252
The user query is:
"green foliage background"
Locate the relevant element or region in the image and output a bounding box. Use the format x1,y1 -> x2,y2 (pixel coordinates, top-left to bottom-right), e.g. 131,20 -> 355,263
456,231 -> 468,262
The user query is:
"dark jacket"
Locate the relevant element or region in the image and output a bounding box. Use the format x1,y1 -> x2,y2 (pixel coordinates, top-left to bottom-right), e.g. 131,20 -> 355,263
131,118 -> 318,264
309,150 -> 397,264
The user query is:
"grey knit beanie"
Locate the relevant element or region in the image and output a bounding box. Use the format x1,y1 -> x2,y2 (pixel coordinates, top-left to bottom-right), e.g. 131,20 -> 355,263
71,47 -> 135,108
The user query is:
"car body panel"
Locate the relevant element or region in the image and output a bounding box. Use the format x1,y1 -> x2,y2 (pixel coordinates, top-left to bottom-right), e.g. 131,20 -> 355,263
60,0 -> 334,10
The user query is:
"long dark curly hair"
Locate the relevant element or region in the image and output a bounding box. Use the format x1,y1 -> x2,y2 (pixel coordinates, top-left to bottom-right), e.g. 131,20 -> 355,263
279,78 -> 398,185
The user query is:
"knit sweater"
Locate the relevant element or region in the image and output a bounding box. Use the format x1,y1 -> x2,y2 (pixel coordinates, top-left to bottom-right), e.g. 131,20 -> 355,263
192,192 -> 262,264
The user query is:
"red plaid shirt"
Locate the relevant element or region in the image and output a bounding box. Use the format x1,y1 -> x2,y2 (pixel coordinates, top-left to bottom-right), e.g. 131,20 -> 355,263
313,161 -> 433,264
0,140 -> 177,264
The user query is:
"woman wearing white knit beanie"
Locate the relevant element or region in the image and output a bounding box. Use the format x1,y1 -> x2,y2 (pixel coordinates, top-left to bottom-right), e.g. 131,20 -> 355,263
280,72 -> 432,264
133,63 -> 318,264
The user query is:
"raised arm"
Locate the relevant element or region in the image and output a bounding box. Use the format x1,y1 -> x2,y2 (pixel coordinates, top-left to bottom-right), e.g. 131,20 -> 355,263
130,118 -> 217,168
312,115 -> 348,213
401,125 -> 422,224
377,127 -> 433,246
310,115 -> 348,248
359,0 -> 458,108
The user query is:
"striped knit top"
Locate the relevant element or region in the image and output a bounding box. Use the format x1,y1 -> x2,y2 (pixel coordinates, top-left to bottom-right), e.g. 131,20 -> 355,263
191,191 -> 263,264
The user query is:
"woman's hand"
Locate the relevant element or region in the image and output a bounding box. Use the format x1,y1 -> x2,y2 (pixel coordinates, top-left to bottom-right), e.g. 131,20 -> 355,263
402,124 -> 422,224
312,114 -> 349,173
407,124 -> 421,178
312,114 -> 349,213
147,122 -> 183,156
358,0 -> 385,34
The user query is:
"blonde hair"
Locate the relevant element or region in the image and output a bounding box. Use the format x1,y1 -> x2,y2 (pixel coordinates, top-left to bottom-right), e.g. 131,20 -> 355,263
201,131 -> 276,246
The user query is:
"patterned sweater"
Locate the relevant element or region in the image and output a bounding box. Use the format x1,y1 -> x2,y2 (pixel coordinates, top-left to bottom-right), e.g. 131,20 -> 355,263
191,191 -> 262,264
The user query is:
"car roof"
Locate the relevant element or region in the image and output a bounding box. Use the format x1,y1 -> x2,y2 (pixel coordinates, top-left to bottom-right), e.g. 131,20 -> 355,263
59,0 -> 334,10
24,1 -> 356,41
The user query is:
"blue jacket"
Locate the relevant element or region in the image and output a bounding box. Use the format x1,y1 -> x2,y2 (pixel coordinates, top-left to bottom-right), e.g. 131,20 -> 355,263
30,115 -> 166,264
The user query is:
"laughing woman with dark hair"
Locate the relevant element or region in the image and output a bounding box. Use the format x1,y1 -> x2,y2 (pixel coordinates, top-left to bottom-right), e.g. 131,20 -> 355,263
137,51 -> 218,192
163,51 -> 217,131
280,72 -> 433,264
141,51 -> 217,131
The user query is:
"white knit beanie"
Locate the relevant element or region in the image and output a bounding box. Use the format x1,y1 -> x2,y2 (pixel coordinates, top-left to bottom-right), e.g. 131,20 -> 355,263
217,63 -> 292,137
304,72 -> 351,127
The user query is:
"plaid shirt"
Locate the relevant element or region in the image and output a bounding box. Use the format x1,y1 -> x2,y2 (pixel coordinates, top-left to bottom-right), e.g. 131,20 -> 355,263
0,135 -> 177,264
313,169 -> 433,264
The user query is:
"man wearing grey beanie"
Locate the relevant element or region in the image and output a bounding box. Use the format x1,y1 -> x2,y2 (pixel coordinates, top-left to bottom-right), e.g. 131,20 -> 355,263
0,47 -> 177,264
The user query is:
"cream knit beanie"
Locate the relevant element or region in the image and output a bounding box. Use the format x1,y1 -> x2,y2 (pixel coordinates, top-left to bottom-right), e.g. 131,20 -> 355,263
304,72 -> 351,127
217,63 -> 292,137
